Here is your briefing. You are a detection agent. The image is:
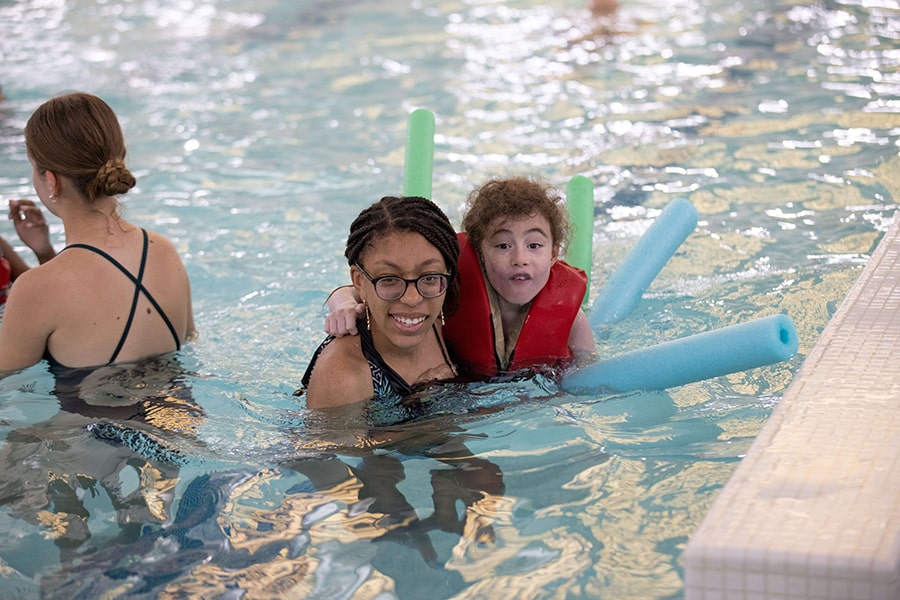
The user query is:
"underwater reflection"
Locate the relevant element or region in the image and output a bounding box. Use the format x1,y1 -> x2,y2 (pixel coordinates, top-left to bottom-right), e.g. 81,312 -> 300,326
28,429 -> 508,598
0,355 -> 202,571
7,377 -> 527,598
285,432 -> 505,563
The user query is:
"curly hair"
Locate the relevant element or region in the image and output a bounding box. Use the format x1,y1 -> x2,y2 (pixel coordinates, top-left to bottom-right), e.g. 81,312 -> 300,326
345,196 -> 460,315
462,176 -> 569,257
25,92 -> 136,203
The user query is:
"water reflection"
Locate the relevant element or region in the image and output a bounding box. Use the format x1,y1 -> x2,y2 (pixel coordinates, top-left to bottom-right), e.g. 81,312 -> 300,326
0,0 -> 897,596
282,436 -> 505,596
0,356 -> 200,570
19,421 -> 509,597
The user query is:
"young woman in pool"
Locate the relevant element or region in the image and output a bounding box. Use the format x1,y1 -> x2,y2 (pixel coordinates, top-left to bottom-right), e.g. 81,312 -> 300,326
325,176 -> 595,377
300,195 -> 461,408
0,92 -> 196,373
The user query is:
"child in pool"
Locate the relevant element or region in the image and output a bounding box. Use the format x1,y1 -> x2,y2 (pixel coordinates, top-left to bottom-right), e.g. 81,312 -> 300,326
325,176 -> 595,377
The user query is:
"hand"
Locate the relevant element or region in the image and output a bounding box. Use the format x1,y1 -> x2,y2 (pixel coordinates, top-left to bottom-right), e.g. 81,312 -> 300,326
324,285 -> 364,337
8,199 -> 55,263
324,303 -> 364,337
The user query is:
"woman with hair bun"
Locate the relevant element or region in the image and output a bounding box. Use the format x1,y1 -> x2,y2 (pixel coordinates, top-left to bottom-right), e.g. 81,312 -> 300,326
0,92 -> 196,373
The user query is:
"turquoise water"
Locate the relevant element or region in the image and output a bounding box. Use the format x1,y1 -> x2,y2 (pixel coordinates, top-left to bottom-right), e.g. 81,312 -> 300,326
0,0 -> 898,597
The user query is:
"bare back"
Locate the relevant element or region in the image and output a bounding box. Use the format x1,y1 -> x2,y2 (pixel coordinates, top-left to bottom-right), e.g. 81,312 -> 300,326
0,224 -> 194,370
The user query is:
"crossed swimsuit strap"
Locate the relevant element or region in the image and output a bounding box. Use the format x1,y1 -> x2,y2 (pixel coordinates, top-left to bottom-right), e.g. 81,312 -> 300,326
62,229 -> 180,364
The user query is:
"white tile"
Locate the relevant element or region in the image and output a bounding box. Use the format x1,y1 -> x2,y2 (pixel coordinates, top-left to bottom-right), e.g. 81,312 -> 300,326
683,215 -> 900,599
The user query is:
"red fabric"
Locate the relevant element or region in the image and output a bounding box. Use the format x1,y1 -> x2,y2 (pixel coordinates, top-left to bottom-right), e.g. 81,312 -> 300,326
0,256 -> 11,305
444,233 -> 587,376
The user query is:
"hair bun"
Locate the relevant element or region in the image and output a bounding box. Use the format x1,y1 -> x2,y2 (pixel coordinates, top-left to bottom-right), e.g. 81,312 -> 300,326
92,158 -> 136,198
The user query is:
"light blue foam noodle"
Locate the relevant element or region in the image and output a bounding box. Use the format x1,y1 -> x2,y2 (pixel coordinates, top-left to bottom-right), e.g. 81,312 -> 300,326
403,108 -> 435,200
562,314 -> 799,394
590,196 -> 698,326
566,175 -> 594,307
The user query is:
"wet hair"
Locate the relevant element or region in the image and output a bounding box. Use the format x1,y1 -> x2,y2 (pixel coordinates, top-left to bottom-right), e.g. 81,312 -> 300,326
462,176 -> 570,257
25,92 -> 136,203
345,196 -> 460,315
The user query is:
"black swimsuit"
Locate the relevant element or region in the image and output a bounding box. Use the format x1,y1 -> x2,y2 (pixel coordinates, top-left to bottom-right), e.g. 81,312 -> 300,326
44,229 -> 181,368
301,317 -> 454,399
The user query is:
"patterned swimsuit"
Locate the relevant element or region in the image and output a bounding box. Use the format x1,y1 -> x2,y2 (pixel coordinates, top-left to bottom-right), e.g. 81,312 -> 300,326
301,317 -> 454,401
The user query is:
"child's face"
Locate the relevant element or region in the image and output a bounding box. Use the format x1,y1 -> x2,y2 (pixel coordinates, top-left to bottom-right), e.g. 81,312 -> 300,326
479,213 -> 558,308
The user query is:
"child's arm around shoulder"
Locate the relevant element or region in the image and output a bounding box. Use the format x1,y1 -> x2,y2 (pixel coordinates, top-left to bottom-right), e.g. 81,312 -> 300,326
324,286 -> 364,337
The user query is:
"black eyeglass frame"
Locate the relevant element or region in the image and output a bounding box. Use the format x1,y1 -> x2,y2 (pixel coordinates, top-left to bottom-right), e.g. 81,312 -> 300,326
354,262 -> 450,301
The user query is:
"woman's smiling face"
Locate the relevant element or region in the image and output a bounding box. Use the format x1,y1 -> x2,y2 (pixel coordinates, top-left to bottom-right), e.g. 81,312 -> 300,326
352,230 -> 449,355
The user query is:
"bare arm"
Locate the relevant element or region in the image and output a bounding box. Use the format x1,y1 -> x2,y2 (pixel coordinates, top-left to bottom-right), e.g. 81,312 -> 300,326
568,309 -> 596,364
186,301 -> 197,341
183,266 -> 198,341
0,269 -> 55,373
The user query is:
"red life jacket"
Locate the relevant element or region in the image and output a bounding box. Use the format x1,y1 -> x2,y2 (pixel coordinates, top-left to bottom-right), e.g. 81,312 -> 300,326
0,255 -> 10,306
444,233 -> 587,377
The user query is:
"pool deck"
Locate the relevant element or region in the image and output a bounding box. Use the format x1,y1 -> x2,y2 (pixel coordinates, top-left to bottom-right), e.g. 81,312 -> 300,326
684,214 -> 900,600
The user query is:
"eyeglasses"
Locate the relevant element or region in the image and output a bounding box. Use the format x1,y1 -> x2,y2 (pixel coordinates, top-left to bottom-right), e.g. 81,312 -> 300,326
354,262 -> 450,301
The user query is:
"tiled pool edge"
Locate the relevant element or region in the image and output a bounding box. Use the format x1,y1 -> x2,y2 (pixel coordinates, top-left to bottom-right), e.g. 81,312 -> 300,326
683,215 -> 900,600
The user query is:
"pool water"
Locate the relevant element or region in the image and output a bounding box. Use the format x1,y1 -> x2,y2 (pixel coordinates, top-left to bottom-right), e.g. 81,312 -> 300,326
0,0 -> 898,597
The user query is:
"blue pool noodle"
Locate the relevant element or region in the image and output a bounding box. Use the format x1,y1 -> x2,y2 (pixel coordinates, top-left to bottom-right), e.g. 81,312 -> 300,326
566,175 -> 595,307
590,197 -> 698,326
403,108 -> 435,200
561,314 -> 799,394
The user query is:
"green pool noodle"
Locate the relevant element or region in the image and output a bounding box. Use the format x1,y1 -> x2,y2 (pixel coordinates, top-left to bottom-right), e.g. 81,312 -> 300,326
403,108 -> 435,200
561,314 -> 799,394
566,175 -> 594,307
590,196 -> 698,326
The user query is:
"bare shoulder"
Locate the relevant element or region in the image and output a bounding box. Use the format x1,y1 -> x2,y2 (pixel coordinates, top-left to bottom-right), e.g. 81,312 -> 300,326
0,264 -> 58,369
144,228 -> 177,248
5,249 -> 110,324
144,230 -> 186,263
10,256 -> 66,292
142,229 -> 191,295
6,248 -> 108,324
304,335 -> 372,409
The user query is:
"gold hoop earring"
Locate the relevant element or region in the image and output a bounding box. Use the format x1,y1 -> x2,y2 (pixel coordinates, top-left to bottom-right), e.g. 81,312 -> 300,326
364,300 -> 371,331
48,194 -> 56,203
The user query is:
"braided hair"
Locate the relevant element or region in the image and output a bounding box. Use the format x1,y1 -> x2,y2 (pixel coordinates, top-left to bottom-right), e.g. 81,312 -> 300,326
25,92 -> 136,203
345,196 -> 460,315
